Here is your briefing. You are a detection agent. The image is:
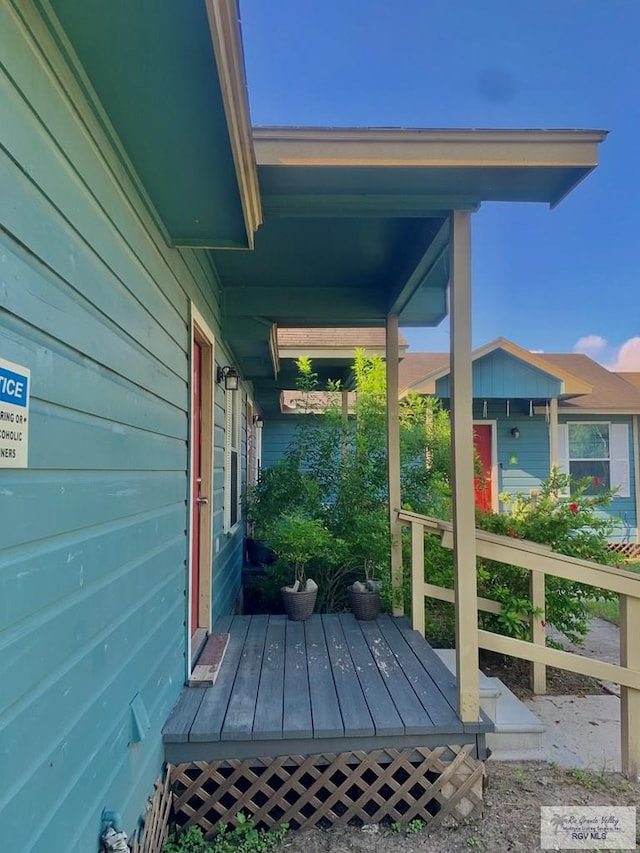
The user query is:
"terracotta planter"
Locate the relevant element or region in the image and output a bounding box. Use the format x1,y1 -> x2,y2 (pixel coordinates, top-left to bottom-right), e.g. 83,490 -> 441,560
281,586 -> 318,621
348,585 -> 380,621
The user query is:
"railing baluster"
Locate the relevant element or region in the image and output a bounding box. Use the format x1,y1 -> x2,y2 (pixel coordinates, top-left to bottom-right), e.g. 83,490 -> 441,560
411,520 -> 425,636
620,592 -> 640,782
529,570 -> 547,694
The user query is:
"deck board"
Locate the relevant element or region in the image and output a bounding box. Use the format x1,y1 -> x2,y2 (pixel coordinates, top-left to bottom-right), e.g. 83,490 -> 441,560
189,616 -> 251,742
282,621 -> 313,738
305,616 -> 344,737
222,615 -> 269,740
340,616 -> 405,736
359,619 -> 437,734
322,615 -> 375,737
163,614 -> 492,762
376,615 -> 460,730
253,616 -> 286,739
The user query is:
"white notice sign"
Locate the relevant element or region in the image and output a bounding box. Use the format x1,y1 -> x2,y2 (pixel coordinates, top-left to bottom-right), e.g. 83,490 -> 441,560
0,357 -> 30,467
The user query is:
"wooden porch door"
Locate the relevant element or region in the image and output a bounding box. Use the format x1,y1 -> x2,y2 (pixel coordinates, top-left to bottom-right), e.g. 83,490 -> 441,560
473,423 -> 493,513
190,314 -> 214,643
191,339 -> 202,635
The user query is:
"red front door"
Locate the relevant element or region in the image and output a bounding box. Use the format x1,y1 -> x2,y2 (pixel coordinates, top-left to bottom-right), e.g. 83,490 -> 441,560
191,339 -> 202,635
473,424 -> 493,513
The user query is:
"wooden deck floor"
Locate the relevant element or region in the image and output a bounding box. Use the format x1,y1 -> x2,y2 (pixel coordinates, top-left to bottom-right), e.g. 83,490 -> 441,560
163,614 -> 492,764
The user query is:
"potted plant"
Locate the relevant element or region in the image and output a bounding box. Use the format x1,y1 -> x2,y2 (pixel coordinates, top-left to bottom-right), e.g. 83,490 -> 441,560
343,508 -> 389,620
348,559 -> 382,620
265,513 -> 333,621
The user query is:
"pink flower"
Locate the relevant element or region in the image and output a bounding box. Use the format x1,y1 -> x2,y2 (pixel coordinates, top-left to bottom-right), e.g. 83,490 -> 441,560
569,503 -> 579,513
541,620 -> 547,628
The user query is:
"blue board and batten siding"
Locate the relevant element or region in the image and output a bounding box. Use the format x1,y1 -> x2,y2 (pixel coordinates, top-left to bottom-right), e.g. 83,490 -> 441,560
1,5 -> 243,852
436,350 -> 563,400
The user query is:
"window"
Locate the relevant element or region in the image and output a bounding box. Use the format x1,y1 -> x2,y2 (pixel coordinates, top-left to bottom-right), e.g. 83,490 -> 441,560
558,422 -> 630,497
224,386 -> 241,531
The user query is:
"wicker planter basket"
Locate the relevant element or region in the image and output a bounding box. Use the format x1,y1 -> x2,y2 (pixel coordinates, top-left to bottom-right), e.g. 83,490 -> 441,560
281,586 -> 318,621
348,586 -> 380,621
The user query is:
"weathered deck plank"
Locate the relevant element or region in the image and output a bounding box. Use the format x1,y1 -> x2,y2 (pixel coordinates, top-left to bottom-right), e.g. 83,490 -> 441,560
359,619 -> 437,734
187,616 -> 251,742
253,616 -> 286,739
376,615 -> 461,730
222,615 -> 269,740
283,620 -> 312,738
340,616 -> 404,736
322,614 -> 375,737
305,616 -> 344,737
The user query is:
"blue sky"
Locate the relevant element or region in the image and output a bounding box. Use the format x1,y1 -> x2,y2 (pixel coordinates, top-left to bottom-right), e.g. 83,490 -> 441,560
240,0 -> 640,369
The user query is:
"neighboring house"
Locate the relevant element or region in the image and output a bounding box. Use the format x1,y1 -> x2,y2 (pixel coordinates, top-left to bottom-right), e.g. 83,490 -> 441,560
401,338 -> 640,543
0,1 -> 607,848
263,327 -> 407,467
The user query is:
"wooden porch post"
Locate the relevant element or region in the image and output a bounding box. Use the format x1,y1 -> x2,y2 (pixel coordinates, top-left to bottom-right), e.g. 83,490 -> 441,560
633,415 -> 640,545
620,592 -> 640,781
386,314 -> 404,616
450,210 -> 480,722
549,397 -> 559,469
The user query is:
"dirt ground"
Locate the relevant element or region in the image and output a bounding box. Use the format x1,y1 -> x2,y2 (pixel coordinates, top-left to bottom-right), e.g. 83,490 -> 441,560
278,762 -> 640,852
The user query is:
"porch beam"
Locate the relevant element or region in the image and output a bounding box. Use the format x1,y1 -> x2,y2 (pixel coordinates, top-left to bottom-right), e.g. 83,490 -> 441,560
261,193 -> 477,218
449,209 -> 480,723
386,314 -> 404,616
224,287 -> 385,320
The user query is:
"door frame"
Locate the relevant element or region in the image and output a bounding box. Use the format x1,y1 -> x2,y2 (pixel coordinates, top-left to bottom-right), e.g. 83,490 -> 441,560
188,306 -> 215,674
473,419 -> 499,512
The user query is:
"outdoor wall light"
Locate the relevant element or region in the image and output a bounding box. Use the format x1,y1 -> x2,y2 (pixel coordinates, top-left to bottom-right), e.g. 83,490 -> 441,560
511,427 -> 521,440
253,415 -> 264,429
217,365 -> 239,391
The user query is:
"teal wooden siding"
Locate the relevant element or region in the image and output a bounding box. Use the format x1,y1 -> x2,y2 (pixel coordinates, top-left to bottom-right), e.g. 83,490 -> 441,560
261,418 -> 300,469
0,4 -> 244,850
437,350 -> 562,399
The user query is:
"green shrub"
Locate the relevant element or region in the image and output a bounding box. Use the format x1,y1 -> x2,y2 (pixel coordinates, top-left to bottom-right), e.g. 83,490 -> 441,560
423,470 -> 618,646
163,815 -> 289,853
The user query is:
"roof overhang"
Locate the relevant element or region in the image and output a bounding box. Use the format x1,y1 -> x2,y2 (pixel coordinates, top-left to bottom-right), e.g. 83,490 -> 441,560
42,0 -> 261,248
215,127 -> 606,412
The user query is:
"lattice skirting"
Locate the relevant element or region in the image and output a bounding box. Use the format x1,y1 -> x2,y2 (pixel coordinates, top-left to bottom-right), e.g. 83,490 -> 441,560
170,745 -> 485,836
129,769 -> 174,853
608,542 -> 640,559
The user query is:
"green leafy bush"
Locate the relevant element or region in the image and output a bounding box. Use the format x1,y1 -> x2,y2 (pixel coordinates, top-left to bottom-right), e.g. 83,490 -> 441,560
163,815 -> 289,853
424,469 -> 618,646
246,351 -> 451,612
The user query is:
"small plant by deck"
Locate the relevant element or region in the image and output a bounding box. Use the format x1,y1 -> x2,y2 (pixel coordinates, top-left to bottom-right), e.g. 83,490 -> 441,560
163,815 -> 289,853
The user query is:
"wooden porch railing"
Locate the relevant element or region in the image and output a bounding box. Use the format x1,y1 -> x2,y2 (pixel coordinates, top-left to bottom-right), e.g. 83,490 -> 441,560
397,508 -> 640,781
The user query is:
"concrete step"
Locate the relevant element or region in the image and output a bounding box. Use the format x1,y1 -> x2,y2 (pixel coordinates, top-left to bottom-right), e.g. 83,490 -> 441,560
434,649 -> 546,760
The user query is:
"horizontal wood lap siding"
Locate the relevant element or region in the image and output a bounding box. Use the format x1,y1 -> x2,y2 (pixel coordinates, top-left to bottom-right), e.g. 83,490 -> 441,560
0,3 -> 241,850
261,418 -> 299,469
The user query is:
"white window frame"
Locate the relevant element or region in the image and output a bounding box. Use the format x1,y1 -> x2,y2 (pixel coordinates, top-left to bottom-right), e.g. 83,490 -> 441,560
558,421 -> 630,498
223,385 -> 242,533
